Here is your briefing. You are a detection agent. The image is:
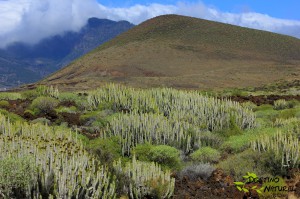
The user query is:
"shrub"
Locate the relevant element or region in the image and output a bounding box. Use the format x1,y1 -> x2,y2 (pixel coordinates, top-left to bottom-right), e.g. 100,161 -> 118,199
131,143 -> 154,162
58,92 -> 78,103
0,100 -> 9,108
273,117 -> 299,128
31,117 -> 51,125
148,145 -> 181,170
277,108 -> 298,119
55,106 -> 77,113
0,156 -> 37,198
80,110 -> 112,127
190,147 -> 221,163
255,104 -> 278,122
273,99 -> 295,110
218,149 -> 270,181
220,131 -> 257,153
133,144 -> 181,170
75,98 -> 92,111
21,90 -> 39,100
88,136 -> 122,165
30,96 -> 59,114
178,163 -> 215,181
241,101 -> 257,110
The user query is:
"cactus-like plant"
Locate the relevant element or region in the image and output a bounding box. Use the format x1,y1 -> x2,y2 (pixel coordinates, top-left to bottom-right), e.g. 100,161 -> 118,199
87,84 -> 256,156
0,114 -> 116,198
113,155 -> 175,199
251,129 -> 300,170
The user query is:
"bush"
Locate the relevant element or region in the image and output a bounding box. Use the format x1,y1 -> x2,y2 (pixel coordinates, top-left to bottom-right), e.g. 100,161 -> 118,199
55,106 -> 77,113
273,117 -> 299,128
255,104 -> 278,121
148,145 -> 181,170
133,144 -> 181,170
0,156 -> 37,198
58,92 -> 78,103
218,149 -> 270,181
75,99 -> 92,111
0,100 -> 9,108
178,163 -> 215,181
31,117 -> 51,125
21,90 -> 39,100
273,99 -> 295,110
277,108 -> 298,119
221,131 -> 257,153
132,143 -> 154,162
190,147 -> 221,163
241,101 -> 257,110
88,136 -> 122,165
30,96 -> 59,114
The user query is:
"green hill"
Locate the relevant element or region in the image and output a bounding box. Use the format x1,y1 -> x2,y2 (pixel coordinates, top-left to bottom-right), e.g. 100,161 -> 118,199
40,14 -> 300,91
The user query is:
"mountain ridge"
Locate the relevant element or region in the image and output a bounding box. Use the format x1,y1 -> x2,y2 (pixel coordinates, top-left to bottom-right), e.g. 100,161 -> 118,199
0,18 -> 134,88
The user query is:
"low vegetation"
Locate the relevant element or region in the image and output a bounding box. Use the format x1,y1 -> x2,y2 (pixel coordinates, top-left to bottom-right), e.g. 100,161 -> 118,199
0,84 -> 299,198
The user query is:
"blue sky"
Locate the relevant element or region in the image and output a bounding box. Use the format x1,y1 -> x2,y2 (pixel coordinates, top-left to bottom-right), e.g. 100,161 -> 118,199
0,0 -> 300,47
98,0 -> 300,20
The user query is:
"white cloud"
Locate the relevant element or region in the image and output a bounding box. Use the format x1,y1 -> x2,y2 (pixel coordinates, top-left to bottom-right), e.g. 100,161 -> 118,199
0,0 -> 299,48
0,0 -> 104,47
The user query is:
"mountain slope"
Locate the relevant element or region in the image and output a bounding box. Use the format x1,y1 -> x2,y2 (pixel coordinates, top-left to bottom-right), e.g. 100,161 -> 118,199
0,18 -> 134,88
42,14 -> 300,90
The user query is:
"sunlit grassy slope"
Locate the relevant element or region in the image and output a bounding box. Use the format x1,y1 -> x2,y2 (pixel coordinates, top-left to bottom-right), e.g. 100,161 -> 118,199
40,14 -> 300,91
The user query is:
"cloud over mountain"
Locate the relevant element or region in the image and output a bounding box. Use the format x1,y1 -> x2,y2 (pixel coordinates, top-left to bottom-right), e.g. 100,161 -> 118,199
1,0 -> 299,48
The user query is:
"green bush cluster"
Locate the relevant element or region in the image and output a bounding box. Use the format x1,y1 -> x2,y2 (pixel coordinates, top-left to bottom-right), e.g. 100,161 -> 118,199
218,149 -> 270,181
31,117 -> 51,125
241,101 -> 257,110
190,147 -> 221,163
132,144 -> 181,170
88,136 -> 122,165
0,100 -> 9,108
30,96 -> 59,114
273,99 -> 296,110
58,92 -> 78,102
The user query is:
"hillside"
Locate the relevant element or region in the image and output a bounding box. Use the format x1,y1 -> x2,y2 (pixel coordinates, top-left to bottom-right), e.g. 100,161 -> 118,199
0,18 -> 134,88
40,14 -> 300,91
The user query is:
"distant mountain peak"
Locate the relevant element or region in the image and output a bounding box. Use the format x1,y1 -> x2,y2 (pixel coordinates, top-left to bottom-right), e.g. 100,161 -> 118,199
0,17 -> 134,88
87,17 -> 116,28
